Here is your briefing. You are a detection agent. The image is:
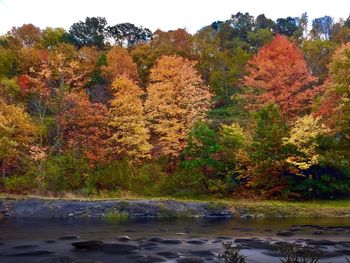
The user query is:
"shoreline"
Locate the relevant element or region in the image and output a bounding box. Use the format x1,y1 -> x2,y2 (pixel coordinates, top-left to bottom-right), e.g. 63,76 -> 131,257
1,196 -> 350,219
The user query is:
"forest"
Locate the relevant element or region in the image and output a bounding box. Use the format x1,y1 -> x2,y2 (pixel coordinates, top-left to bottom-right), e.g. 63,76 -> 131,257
0,12 -> 350,200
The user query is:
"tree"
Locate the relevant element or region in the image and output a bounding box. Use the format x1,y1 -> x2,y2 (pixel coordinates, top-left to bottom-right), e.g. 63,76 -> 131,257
101,46 -> 138,81
329,42 -> 350,89
58,92 -> 110,165
283,115 -> 330,172
107,23 -> 152,47
276,17 -> 299,36
301,40 -> 337,83
311,16 -> 334,40
8,24 -> 42,48
108,76 -> 152,161
256,14 -> 276,30
68,17 -> 108,49
182,122 -> 222,173
0,47 -> 18,78
248,104 -> 289,197
41,27 -> 68,49
145,55 -> 212,157
229,12 -> 256,41
316,43 -> 350,124
243,35 -> 317,118
0,100 -> 37,176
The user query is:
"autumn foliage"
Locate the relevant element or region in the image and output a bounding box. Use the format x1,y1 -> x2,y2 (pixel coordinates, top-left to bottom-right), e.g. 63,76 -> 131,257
244,35 -> 317,118
145,55 -> 212,157
109,76 -> 152,161
0,15 -> 350,200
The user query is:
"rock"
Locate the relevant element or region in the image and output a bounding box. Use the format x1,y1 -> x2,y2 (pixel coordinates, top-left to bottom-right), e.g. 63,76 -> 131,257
147,237 -> 164,243
136,255 -> 167,263
102,243 -> 139,254
186,239 -> 206,245
157,251 -> 180,258
72,240 -> 104,250
189,250 -> 215,257
177,257 -> 204,263
13,244 -> 39,249
289,227 -> 303,232
313,230 -> 324,235
277,231 -> 294,237
247,241 -> 276,250
45,240 -> 56,244
8,249 -> 55,256
308,240 -> 335,246
34,256 -> 76,263
116,235 -> 130,242
231,227 -> 254,232
59,236 -> 80,240
216,236 -> 232,240
73,260 -> 104,263
234,239 -> 276,250
160,239 -> 182,244
141,242 -> 159,250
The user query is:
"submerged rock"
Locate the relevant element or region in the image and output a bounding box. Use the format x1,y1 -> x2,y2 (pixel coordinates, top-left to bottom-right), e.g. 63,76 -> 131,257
102,242 -> 139,254
136,255 -> 167,262
160,239 -> 182,244
177,256 -> 204,263
72,240 -> 104,250
13,244 -> 39,249
157,251 -> 180,258
7,249 -> 55,256
34,256 -> 76,263
186,239 -> 206,245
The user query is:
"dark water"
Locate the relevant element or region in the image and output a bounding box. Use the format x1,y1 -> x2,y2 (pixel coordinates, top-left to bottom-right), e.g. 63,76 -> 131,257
1,217 -> 350,262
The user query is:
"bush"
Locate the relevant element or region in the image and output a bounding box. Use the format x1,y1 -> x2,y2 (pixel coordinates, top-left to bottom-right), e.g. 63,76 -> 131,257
3,175 -> 37,193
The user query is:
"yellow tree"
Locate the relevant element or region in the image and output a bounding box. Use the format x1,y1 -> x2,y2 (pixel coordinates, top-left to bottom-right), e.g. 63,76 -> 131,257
0,100 -> 37,176
283,115 -> 330,172
145,55 -> 212,157
101,46 -> 138,82
109,76 -> 152,161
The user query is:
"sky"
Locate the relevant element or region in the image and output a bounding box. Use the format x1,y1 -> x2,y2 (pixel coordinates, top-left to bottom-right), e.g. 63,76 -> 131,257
0,0 -> 349,34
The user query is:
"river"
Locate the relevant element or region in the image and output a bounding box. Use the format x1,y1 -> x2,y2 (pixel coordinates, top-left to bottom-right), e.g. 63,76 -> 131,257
1,217 -> 350,262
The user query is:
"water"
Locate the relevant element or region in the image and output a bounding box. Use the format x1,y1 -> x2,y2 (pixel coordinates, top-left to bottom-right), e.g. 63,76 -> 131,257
1,217 -> 350,262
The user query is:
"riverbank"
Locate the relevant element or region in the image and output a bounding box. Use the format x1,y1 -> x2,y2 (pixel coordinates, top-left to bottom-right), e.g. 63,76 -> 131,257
1,195 -> 350,218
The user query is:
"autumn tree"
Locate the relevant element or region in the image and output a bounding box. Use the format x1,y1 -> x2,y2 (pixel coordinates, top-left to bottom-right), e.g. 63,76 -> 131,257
283,115 -> 330,172
58,92 -> 110,165
301,40 -> 336,83
316,43 -> 350,123
8,24 -> 42,48
101,46 -> 138,82
108,76 -> 152,161
0,100 -> 37,176
244,35 -> 317,118
145,55 -> 212,157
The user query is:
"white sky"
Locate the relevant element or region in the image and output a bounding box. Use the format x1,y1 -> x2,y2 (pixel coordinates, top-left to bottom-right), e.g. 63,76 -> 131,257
0,0 -> 349,34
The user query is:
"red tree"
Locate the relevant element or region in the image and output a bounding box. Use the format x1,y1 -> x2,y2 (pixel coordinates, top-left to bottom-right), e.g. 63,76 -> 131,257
243,35 -> 318,118
58,92 -> 111,165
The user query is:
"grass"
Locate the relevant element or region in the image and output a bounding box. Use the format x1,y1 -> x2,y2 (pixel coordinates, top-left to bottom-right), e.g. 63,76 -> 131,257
1,193 -> 350,218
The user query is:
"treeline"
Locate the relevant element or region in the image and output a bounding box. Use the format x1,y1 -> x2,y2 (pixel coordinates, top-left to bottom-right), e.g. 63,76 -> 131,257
0,12 -> 349,199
